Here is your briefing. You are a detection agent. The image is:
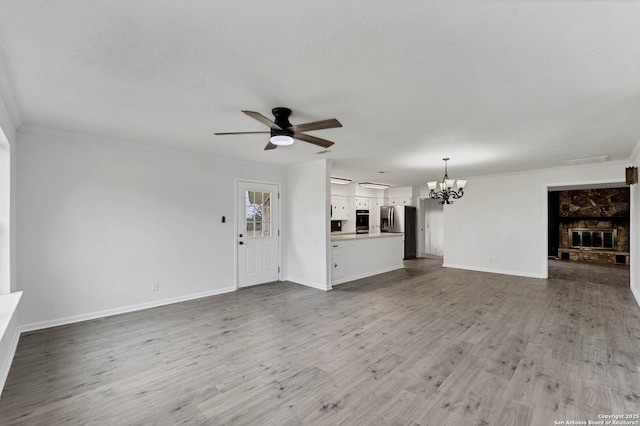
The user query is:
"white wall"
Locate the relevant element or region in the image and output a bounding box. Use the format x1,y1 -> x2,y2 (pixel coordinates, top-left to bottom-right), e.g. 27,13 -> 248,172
16,126 -> 286,329
0,82 -> 17,295
0,69 -> 21,398
630,142 -> 640,306
0,128 -> 10,295
285,159 -> 331,290
443,162 -> 626,278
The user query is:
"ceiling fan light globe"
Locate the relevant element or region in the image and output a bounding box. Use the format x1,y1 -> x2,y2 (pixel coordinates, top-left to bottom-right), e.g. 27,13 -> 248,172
270,135 -> 294,146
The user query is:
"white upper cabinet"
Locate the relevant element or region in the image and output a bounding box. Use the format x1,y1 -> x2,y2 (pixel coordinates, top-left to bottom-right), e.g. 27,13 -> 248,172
331,196 -> 349,220
354,197 -> 370,210
387,197 -> 413,206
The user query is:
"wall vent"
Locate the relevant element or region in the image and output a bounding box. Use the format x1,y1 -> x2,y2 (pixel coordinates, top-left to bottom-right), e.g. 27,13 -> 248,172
564,155 -> 608,166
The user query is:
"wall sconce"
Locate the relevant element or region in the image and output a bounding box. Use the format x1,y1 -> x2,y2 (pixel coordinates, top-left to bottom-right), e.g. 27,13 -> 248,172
626,166 -> 638,185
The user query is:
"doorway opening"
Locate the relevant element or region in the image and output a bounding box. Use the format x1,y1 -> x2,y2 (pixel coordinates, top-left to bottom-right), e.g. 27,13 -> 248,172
419,198 -> 444,258
547,185 -> 630,286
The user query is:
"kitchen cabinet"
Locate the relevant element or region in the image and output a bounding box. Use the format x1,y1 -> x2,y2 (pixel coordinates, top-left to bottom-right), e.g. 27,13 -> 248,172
354,197 -> 370,210
387,197 -> 413,206
368,197 -> 384,232
331,196 -> 349,220
331,244 -> 344,279
330,233 -> 404,285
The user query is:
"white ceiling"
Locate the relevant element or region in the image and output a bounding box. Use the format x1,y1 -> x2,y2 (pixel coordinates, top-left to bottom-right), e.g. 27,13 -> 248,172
1,1 -> 639,187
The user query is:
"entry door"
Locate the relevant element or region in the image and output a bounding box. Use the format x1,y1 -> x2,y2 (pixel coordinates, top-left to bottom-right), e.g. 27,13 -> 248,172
237,181 -> 280,288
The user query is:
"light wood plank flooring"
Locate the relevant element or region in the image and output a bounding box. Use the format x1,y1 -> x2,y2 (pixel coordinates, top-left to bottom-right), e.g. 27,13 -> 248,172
1,259 -> 639,425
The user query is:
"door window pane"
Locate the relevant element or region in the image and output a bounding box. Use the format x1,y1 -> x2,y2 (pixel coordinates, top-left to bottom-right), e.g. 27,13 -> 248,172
245,190 -> 272,238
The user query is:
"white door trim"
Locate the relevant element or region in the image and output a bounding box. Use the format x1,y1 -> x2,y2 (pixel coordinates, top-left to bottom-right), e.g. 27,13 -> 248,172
234,178 -> 282,289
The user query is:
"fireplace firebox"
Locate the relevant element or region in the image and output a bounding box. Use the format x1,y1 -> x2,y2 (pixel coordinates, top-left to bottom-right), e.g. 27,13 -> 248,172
569,228 -> 616,250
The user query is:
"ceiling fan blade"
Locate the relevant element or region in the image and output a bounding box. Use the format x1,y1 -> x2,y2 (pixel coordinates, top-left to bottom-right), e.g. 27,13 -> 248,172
264,142 -> 277,150
242,110 -> 283,130
293,132 -> 335,148
289,118 -> 342,133
214,131 -> 270,135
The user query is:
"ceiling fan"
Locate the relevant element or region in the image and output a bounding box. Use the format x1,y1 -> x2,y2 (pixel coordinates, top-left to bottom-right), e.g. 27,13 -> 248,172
214,107 -> 342,150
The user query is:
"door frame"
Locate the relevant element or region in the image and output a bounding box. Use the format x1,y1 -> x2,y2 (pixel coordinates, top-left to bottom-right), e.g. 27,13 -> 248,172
544,179 -> 628,281
234,178 -> 282,289
418,197 -> 444,257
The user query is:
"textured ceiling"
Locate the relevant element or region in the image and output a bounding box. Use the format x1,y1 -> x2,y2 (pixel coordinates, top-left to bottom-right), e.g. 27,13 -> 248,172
0,1 -> 639,186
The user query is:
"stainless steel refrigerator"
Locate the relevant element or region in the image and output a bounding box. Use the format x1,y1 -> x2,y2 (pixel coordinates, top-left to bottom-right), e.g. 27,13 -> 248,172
380,205 -> 417,259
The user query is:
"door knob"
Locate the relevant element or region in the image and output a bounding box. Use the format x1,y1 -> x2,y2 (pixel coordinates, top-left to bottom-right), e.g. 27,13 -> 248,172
239,233 -> 243,238
239,241 -> 244,245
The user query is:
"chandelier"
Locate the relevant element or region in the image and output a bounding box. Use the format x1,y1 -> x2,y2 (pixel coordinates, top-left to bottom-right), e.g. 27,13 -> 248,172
427,158 -> 467,204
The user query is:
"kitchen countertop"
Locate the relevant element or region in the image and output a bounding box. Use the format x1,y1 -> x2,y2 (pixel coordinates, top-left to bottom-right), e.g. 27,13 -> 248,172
331,232 -> 403,241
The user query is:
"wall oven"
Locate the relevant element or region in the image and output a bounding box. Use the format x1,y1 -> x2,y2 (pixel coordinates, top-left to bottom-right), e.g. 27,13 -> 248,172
355,209 -> 369,233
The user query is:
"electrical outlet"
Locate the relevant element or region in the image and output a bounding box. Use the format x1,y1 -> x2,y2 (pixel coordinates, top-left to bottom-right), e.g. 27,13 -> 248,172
152,282 -> 160,291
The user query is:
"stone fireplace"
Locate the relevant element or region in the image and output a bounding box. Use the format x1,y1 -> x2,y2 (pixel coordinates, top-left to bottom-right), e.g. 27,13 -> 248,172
555,188 -> 629,265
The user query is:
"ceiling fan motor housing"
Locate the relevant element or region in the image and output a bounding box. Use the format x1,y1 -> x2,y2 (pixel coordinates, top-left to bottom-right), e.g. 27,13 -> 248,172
271,107 -> 293,137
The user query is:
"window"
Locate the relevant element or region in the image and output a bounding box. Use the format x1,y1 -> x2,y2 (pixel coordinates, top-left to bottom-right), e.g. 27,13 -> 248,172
245,191 -> 271,238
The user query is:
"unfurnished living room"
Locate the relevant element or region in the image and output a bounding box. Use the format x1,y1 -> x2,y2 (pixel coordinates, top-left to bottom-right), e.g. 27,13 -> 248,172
0,2 -> 639,425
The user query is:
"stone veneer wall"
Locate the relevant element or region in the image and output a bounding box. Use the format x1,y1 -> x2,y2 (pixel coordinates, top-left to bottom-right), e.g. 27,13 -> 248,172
557,188 -> 630,265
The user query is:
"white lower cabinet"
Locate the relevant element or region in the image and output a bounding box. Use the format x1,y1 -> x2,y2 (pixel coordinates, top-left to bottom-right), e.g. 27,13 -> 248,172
331,244 -> 344,279
330,235 -> 404,285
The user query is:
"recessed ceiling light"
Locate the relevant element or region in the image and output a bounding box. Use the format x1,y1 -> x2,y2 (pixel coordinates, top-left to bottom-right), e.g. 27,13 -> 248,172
377,171 -> 387,174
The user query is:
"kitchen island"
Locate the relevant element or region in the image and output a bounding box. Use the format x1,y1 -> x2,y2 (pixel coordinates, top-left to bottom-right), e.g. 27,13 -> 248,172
330,232 -> 404,285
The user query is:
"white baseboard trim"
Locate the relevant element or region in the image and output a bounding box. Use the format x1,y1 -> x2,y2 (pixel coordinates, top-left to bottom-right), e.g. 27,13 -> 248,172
0,326 -> 21,398
331,264 -> 404,286
442,263 -> 546,279
284,277 -> 331,291
19,286 -> 237,333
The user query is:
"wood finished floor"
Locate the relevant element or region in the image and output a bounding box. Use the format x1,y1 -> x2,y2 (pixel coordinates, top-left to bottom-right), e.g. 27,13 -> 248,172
1,258 -> 639,425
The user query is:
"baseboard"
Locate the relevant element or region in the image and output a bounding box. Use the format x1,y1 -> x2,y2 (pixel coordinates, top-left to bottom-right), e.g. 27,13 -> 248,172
442,263 -> 546,279
284,277 -> 331,291
19,286 -> 236,333
0,326 -> 21,398
331,264 -> 404,286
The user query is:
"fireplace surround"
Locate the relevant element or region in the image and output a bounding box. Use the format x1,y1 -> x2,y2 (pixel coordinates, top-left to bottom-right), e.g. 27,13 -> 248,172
553,188 -> 629,266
